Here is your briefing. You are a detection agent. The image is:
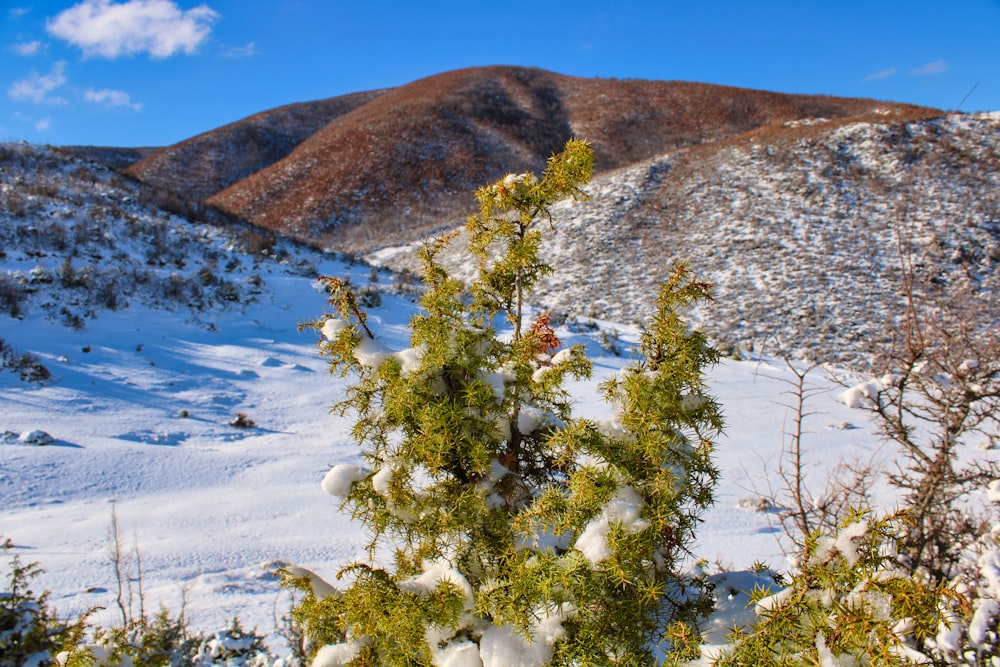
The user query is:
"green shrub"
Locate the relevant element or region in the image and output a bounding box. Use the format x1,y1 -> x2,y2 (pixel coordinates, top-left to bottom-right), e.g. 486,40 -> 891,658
715,510 -> 950,666
292,139 -> 723,666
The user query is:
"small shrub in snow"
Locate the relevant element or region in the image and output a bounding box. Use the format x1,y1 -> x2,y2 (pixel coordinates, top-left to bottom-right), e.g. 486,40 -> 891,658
19,430 -> 55,446
0,339 -> 51,383
60,307 -> 86,330
836,287 -> 1000,585
923,502 -> 1000,666
598,328 -> 623,356
230,413 -> 257,429
293,140 -> 723,666
356,286 -> 382,309
67,606 -> 191,667
0,274 -> 27,318
187,618 -> 273,666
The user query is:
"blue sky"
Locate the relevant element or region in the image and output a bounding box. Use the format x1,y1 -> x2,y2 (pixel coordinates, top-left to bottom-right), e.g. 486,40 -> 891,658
2,0 -> 998,148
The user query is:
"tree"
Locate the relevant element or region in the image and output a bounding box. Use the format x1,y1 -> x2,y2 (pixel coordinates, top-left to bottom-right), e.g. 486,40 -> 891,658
291,139 -> 724,667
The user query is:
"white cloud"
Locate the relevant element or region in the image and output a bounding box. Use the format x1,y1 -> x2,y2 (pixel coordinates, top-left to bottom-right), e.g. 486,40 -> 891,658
85,87 -> 142,110
8,61 -> 69,105
223,41 -> 257,58
46,0 -> 219,59
9,7 -> 31,18
12,40 -> 43,56
911,59 -> 949,76
864,67 -> 897,82
35,117 -> 52,131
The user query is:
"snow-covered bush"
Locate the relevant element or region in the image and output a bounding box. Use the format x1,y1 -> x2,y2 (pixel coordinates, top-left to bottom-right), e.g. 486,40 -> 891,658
187,618 -> 275,666
924,496 -> 1000,666
0,338 -> 51,383
57,607 -> 186,667
60,613 -> 285,667
291,139 -> 724,666
0,274 -> 27,317
715,510 -> 949,666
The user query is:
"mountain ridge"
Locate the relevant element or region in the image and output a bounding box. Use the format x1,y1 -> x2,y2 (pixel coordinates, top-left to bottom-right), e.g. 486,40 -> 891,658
104,65 -> 933,251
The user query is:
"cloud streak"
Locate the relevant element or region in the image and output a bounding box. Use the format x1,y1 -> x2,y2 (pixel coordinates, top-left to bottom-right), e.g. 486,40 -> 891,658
85,87 -> 143,110
864,67 -> 897,82
12,40 -> 43,56
911,59 -> 948,76
223,41 -> 258,59
47,0 -> 219,59
8,61 -> 69,105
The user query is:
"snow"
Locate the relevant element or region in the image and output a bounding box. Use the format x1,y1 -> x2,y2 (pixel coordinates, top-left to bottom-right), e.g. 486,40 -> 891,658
754,586 -> 793,614
397,561 -> 474,610
968,599 -> 1000,648
352,335 -> 392,368
0,253 -> 907,657
279,565 -> 337,599
834,519 -> 869,567
574,485 -> 649,564
0,258 -> 882,656
321,464 -> 364,498
320,318 -> 349,341
701,570 -> 781,644
480,620 -> 559,667
432,639 -> 481,667
311,641 -> 363,667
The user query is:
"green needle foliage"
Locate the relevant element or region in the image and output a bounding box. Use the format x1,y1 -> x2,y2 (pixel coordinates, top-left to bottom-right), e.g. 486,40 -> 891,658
294,139 -> 723,667
0,557 -> 89,667
716,510 -> 951,667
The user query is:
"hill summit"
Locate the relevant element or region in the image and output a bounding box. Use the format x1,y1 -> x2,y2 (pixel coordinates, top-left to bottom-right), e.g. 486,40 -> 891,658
119,65 -> 933,252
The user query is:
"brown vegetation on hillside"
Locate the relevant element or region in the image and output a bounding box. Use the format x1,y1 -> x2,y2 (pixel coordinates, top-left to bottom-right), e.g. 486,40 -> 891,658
117,65 -> 935,252
124,90 -> 386,202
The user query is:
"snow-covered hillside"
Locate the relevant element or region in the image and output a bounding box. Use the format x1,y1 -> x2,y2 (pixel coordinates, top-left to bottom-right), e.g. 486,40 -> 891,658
374,113 -> 1000,366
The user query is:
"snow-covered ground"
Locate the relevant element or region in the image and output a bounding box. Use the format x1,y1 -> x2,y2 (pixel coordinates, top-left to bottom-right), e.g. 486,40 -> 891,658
2,251 -> 899,654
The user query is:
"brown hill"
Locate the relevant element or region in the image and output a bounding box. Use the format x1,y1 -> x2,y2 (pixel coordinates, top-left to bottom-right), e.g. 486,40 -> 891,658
124,66 -> 935,251
124,90 -> 386,202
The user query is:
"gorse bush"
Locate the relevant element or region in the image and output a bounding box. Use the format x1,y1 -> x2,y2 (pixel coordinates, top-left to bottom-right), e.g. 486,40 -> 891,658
292,139 -> 724,666
716,510 -> 950,667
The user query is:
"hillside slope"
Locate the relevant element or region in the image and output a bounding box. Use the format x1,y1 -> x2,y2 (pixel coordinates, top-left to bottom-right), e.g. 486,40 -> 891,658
374,112 -> 1000,364
118,66 -> 926,250
0,141 -> 324,340
0,143 -> 912,650
123,90 -> 387,202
